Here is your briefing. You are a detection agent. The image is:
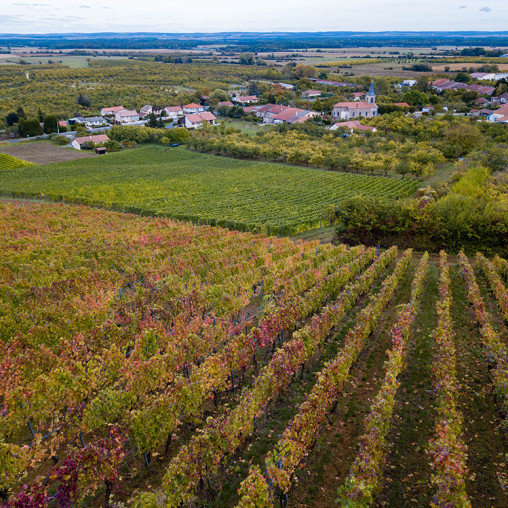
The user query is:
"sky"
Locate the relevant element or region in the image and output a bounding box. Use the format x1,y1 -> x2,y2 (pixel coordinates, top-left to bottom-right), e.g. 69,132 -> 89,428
1,0 -> 508,34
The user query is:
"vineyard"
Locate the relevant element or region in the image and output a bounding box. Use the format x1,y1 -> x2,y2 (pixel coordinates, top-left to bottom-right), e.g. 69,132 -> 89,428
0,153 -> 35,171
0,145 -> 418,235
1,201 -> 507,507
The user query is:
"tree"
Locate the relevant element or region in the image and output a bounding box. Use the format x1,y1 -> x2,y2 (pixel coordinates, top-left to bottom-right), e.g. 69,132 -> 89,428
16,106 -> 26,120
75,93 -> 91,108
294,63 -> 317,78
147,112 -> 158,128
239,53 -> 255,65
416,75 -> 430,93
441,123 -> 485,156
43,114 -> 58,134
37,108 -> 45,122
18,118 -> 43,137
454,72 -> 471,83
5,112 -> 18,127
311,98 -> 323,112
318,71 -> 328,80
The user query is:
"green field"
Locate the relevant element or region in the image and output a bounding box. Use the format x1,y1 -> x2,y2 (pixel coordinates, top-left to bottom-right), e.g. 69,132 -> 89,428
0,145 -> 418,234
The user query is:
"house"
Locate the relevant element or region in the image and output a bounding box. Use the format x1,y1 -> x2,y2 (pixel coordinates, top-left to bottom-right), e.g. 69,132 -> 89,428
276,83 -> 295,90
139,105 -> 153,117
83,116 -> 107,128
242,106 -> 260,114
351,92 -> 365,101
163,106 -> 184,120
499,93 -> 508,104
270,108 -> 317,124
183,103 -> 205,114
393,102 -> 410,108
330,121 -> 377,133
58,120 -> 67,129
101,106 -> 125,117
115,110 -> 140,124
399,79 -> 417,88
184,112 -> 217,129
218,101 -> 234,108
234,96 -> 258,105
71,134 -> 110,150
256,104 -> 290,123
332,80 -> 378,120
487,104 -> 508,123
302,89 -> 322,99
431,79 -> 495,96
470,72 -> 495,80
475,97 -> 489,106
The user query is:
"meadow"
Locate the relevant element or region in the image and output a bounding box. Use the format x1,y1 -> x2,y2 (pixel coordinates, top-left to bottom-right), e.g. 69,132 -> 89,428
1,201 -> 507,507
0,145 -> 418,235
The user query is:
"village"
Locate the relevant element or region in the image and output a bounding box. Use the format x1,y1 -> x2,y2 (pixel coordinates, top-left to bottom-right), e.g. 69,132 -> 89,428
36,73 -> 507,152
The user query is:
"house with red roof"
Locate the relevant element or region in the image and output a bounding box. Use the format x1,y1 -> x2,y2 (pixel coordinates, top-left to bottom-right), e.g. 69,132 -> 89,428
71,134 -> 110,150
184,112 -> 217,129
487,104 -> 508,123
101,106 -> 125,117
183,103 -> 205,114
218,101 -> 234,108
256,104 -> 290,123
330,121 -> 377,133
270,108 -> 317,124
351,92 -> 365,101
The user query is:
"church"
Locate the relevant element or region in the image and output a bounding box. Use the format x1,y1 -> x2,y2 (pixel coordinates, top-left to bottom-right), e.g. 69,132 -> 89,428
331,80 -> 378,121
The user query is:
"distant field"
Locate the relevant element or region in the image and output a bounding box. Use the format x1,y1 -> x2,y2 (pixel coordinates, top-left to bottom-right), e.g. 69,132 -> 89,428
431,62 -> 508,72
0,142 -> 94,164
0,55 -> 130,68
0,145 -> 418,235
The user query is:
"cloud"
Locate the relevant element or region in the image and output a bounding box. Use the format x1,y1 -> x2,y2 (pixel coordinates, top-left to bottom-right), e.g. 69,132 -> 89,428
459,5 -> 467,8
79,5 -> 90,8
479,6 -> 492,12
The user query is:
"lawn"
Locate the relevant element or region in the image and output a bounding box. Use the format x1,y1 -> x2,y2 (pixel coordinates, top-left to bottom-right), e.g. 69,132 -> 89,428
0,145 -> 418,235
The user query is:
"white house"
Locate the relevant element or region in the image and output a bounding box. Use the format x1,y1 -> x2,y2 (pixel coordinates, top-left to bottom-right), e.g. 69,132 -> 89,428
115,110 -> 140,123
71,134 -> 110,150
163,106 -> 184,120
101,106 -> 125,117
302,89 -> 322,99
83,116 -> 107,128
184,112 -> 217,129
183,103 -> 205,114
233,95 -> 258,105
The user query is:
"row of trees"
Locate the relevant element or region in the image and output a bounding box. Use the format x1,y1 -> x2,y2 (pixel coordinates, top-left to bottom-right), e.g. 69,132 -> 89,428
189,127 -> 446,178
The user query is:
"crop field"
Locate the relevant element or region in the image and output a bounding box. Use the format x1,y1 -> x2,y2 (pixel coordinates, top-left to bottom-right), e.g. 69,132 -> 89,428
0,142 -> 94,165
0,145 -> 418,235
0,152 -> 35,170
1,201 -> 507,507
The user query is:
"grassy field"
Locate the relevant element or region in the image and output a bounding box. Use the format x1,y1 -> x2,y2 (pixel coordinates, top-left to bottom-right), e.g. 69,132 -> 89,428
0,144 -> 418,235
0,55 -> 130,68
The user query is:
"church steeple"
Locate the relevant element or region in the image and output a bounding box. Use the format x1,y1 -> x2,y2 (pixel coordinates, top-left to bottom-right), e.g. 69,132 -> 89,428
366,80 -> 376,104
